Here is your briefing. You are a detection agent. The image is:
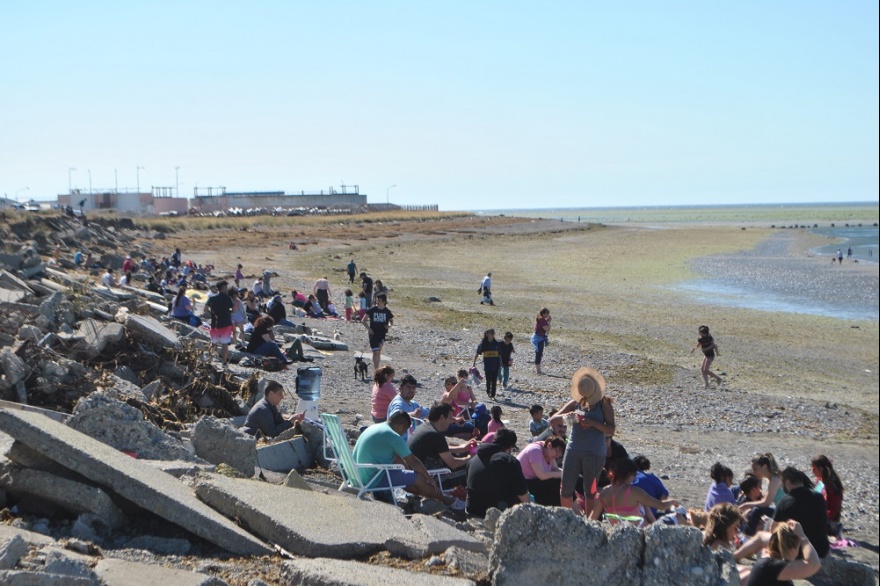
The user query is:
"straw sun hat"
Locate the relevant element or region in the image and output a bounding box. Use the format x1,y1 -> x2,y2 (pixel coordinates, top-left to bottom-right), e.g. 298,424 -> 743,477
570,367 -> 606,406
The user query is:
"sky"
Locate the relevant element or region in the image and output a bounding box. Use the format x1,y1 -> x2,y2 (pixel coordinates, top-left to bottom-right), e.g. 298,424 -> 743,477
1,1 -> 878,211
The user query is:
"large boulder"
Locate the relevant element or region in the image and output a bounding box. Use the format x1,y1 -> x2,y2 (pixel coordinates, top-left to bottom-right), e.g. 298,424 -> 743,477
490,505 -> 738,586
490,505 -> 641,586
192,416 -> 257,477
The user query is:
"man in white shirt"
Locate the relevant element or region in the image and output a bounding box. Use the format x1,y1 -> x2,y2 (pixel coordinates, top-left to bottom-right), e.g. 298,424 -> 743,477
101,268 -> 118,287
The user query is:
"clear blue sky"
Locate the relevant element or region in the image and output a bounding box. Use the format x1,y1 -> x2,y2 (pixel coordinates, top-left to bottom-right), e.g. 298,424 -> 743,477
2,1 -> 878,210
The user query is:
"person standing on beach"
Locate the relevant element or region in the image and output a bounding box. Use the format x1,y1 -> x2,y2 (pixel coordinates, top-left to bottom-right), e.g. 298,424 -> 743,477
361,271 -> 374,304
205,280 -> 234,366
846,247 -> 852,259
837,249 -> 843,264
473,329 -> 502,399
347,259 -> 357,284
479,272 -> 493,305
362,293 -> 393,372
690,325 -> 723,388
531,308 -> 551,375
313,276 -> 332,311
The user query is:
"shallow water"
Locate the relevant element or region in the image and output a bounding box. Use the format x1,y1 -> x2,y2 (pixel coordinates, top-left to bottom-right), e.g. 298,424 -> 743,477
809,225 -> 879,264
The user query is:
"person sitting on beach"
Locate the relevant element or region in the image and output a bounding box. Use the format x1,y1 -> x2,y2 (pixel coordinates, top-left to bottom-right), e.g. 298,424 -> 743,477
701,503 -> 744,552
529,404 -> 550,437
304,294 -> 325,318
533,413 -> 568,443
517,435 -> 565,506
705,462 -> 737,511
408,402 -> 476,488
488,405 -> 506,434
244,289 -> 261,323
101,268 -> 118,287
597,434 -> 630,489
246,316 -> 292,365
690,325 -> 723,388
631,455 -> 669,522
261,270 -> 276,296
370,365 -> 397,424
352,410 -> 466,510
325,301 -> 340,318
811,454 -> 844,537
740,453 -> 784,536
439,376 -> 476,438
242,380 -> 304,438
291,289 -> 308,309
386,374 -> 430,421
739,521 -> 821,585
267,294 -> 295,327
465,428 -> 529,517
146,275 -> 162,294
119,270 -> 134,288
772,467 -> 830,558
252,276 -> 265,298
170,285 -> 198,325
590,458 -> 679,527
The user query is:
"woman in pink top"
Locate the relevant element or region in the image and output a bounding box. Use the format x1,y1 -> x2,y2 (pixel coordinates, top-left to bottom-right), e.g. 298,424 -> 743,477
370,365 -> 397,423
517,436 -> 565,506
591,458 -> 678,526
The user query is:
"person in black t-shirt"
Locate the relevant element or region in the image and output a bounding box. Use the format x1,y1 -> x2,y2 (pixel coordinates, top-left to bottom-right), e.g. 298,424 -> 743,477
360,272 -> 373,303
465,428 -> 529,517
773,467 -> 830,558
361,293 -> 393,372
408,403 -> 476,487
205,281 -> 234,365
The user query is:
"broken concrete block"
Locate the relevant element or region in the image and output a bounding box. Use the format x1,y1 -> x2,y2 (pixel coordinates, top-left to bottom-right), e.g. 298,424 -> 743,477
407,515 -> 486,556
73,319 -> 124,359
192,416 -> 257,477
0,462 -> 126,528
124,314 -> 180,350
0,533 -> 28,569
140,380 -> 162,401
255,436 -> 312,473
0,409 -> 271,557
0,348 -> 29,387
68,391 -> 195,461
443,546 -> 489,576
194,472 -> 431,559
282,469 -> 313,491
125,534 -> 192,556
43,549 -> 99,583
281,558 -> 476,586
95,558 -> 227,586
0,570 -> 94,585
0,254 -> 23,270
19,262 -> 46,279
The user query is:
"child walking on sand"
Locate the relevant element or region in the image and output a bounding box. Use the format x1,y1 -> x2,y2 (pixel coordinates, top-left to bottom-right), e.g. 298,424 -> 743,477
344,289 -> 354,321
499,331 -> 515,389
690,325 -> 723,388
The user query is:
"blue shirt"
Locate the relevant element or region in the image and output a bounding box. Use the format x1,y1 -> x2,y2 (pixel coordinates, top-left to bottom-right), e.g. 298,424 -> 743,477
632,471 -> 668,516
386,395 -> 429,420
352,422 -> 411,484
704,481 -> 736,511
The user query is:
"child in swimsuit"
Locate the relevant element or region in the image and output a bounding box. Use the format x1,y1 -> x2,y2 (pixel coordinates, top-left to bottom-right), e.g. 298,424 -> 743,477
690,325 -> 723,388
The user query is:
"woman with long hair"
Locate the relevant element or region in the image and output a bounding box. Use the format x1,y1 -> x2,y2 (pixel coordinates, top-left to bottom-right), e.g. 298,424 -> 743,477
811,455 -> 844,536
740,453 -> 784,536
517,436 -> 565,506
370,365 -> 396,423
702,503 -> 744,551
743,521 -> 821,585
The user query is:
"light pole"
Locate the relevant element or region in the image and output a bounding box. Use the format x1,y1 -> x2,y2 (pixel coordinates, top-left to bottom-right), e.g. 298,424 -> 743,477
15,187 -> 29,202
88,169 -> 92,193
175,166 -> 180,197
68,167 -> 76,192
114,169 -> 118,192
136,166 -> 145,193
386,184 -> 396,204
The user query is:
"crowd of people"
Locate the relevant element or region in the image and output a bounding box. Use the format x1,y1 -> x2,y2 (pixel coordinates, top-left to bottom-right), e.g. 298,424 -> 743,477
84,249 -> 843,583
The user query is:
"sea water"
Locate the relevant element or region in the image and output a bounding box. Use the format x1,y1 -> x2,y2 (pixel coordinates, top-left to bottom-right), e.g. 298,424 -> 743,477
479,204 -> 879,321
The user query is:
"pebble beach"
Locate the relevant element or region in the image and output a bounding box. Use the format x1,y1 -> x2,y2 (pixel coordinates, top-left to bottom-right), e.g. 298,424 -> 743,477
166,211 -> 879,574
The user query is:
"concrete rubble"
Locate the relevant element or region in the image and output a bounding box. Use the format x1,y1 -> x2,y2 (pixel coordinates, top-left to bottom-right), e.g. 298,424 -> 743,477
194,472 -> 484,559
0,409 -> 271,556
281,558 -> 476,586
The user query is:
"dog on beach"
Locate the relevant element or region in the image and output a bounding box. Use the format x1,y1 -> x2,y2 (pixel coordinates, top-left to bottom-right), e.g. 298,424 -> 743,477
354,356 -> 369,380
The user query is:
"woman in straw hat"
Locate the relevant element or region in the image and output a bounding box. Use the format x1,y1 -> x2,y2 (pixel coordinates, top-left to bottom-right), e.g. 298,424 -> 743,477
549,367 -> 616,516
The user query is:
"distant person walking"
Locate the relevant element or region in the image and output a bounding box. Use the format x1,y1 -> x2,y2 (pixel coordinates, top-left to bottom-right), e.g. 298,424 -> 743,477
531,307 -> 551,375
347,259 -> 357,284
473,329 -> 502,399
837,249 -> 843,264
479,272 -> 494,305
690,325 -> 723,388
846,247 -> 852,259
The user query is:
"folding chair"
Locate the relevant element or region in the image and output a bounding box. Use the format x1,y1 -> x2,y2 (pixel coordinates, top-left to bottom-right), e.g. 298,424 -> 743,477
320,414 -> 408,505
